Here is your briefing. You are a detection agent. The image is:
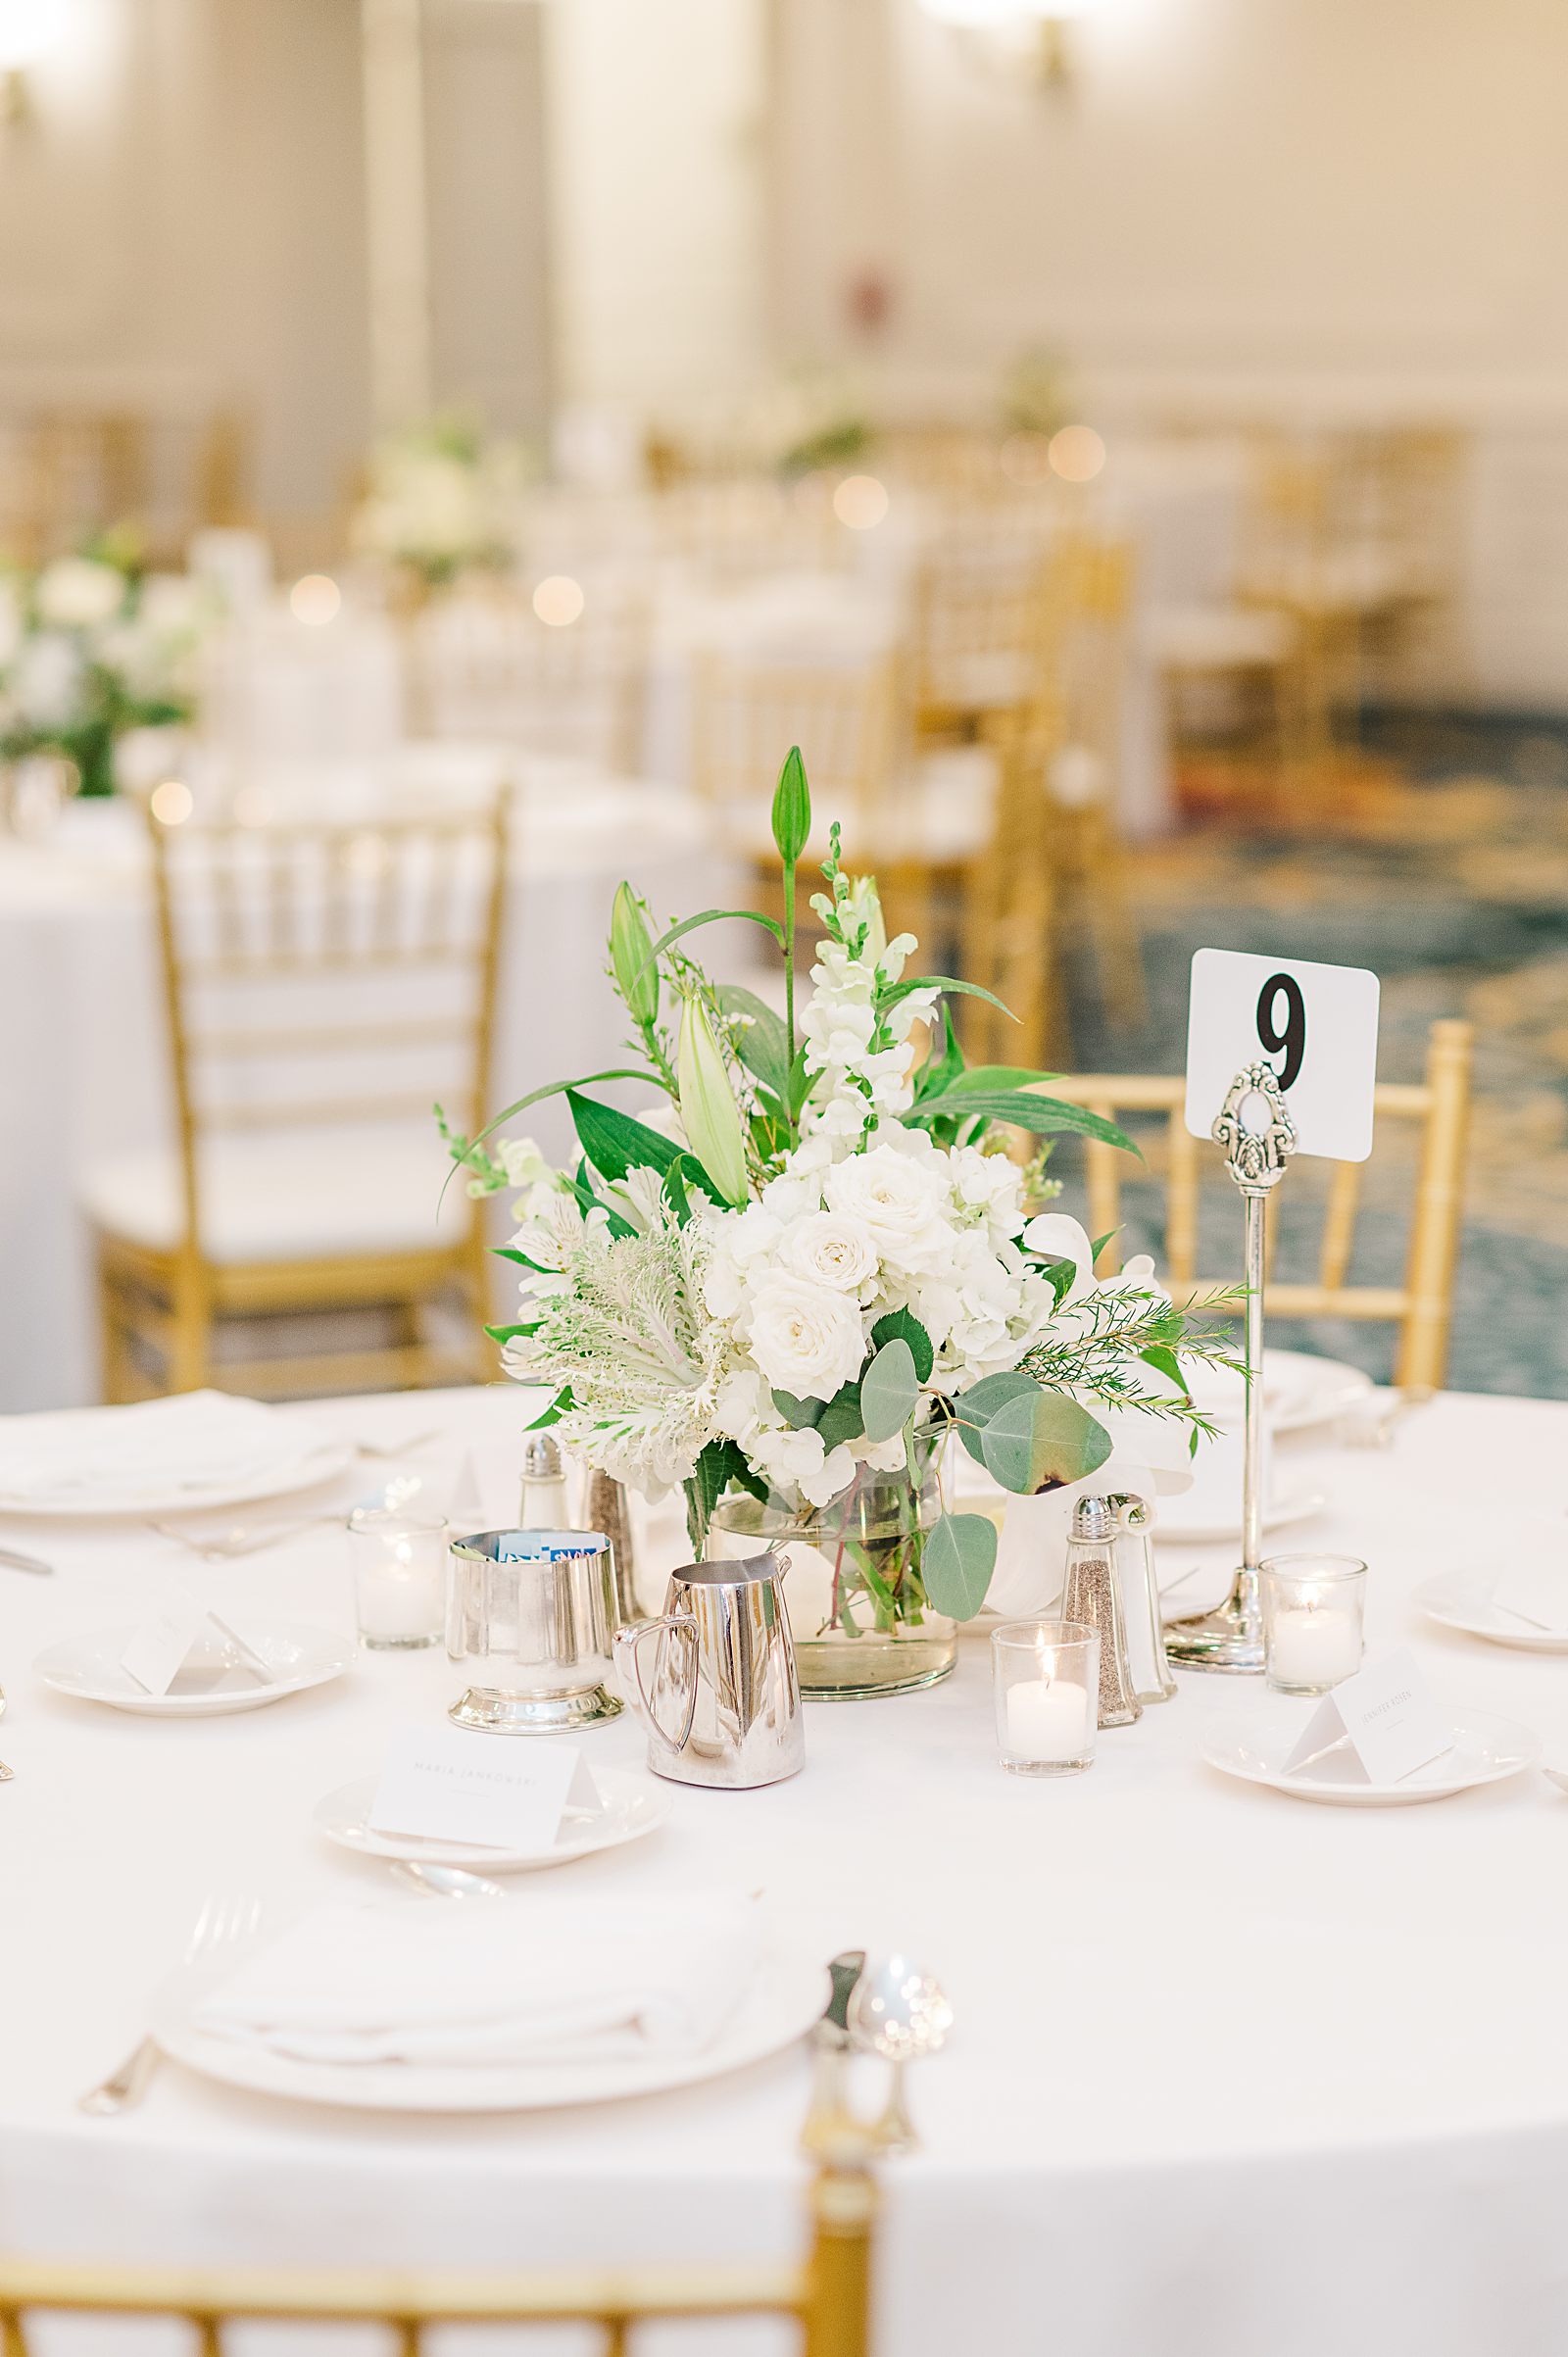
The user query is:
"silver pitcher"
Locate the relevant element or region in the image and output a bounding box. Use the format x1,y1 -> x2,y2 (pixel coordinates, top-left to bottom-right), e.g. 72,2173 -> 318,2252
613,1554 -> 804,1790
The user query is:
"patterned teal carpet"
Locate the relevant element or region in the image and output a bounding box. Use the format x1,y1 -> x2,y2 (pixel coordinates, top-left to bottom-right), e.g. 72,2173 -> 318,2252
1057,716 -> 1568,1398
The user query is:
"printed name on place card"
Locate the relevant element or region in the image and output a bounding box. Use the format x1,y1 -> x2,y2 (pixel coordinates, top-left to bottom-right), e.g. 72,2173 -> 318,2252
1283,1648 -> 1455,1785
368,1723 -> 602,1849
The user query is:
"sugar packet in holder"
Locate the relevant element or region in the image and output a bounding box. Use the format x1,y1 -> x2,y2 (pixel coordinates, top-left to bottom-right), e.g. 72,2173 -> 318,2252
1281,1647 -> 1455,1786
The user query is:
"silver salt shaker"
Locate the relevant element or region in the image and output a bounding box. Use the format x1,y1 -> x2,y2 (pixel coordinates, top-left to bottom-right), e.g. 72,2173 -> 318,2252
1108,1492 -> 1177,1704
518,1430 -> 569,1529
1060,1494 -> 1142,1728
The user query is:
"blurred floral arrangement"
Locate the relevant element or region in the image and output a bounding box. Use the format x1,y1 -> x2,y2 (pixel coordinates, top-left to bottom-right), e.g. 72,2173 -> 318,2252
0,530 -> 216,798
445,753 -> 1233,1623
1000,346 -> 1072,441
349,417 -> 537,591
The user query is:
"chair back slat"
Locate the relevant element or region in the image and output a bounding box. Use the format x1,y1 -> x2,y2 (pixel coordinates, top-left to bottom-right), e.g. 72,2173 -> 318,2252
1046,1018 -> 1474,1391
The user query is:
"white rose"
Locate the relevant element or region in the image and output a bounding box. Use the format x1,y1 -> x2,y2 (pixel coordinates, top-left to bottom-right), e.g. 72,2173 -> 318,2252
779,1210 -> 878,1294
824,1143 -> 951,1273
35,558 -> 125,630
747,1275 -> 865,1402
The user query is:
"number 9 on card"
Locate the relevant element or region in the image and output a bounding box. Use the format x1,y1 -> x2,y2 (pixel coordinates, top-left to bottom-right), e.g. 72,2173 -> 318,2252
1184,947 -> 1381,1163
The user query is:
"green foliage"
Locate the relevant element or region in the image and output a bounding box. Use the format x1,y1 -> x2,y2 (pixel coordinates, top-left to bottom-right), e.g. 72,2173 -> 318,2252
869,1307 -> 934,1385
610,882 -> 660,1029
771,744 -> 811,867
566,1091 -> 682,1184
977,1385 -> 1113,1496
923,1511 -> 999,1619
859,1337 -> 919,1444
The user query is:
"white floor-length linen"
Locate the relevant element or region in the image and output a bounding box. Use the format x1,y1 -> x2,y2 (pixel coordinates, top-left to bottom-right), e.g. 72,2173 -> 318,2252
4,1385 -> 1568,2354
0,784 -> 739,1411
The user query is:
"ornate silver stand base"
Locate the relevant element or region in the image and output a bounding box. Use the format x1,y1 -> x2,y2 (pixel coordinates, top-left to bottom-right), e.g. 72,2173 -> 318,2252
1164,1582 -> 1266,1674
448,1684 -> 622,1735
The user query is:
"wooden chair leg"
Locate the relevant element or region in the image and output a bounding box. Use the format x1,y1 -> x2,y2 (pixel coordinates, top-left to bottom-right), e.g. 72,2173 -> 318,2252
97,1250 -> 133,1404
1080,807 -> 1146,1031
1397,1018 -> 1473,1395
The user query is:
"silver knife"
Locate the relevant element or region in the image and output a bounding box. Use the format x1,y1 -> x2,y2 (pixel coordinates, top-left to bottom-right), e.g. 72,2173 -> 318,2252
802,1949 -> 866,2154
0,1547 -> 52,1577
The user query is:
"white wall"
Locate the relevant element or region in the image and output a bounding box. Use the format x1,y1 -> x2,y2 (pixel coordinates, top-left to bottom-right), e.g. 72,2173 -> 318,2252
541,0 -> 768,420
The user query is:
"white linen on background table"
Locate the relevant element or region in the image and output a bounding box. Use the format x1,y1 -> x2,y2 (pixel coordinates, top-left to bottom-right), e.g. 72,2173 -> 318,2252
7,1385 -> 1568,2355
0,1390 -> 328,1505
0,781 -> 741,1410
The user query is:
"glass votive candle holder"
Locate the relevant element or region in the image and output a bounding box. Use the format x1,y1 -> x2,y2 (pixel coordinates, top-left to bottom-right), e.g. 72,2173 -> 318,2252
991,1619 -> 1101,1777
349,1506 -> 448,1650
1259,1552 -> 1367,1695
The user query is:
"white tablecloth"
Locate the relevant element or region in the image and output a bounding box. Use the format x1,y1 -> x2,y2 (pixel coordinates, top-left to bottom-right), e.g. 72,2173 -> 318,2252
0,785 -> 738,1411
4,1383 -> 1568,2355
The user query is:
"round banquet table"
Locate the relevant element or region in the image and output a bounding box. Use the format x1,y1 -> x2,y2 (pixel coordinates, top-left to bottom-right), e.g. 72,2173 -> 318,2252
5,1383 -> 1568,2356
0,777 -> 739,1414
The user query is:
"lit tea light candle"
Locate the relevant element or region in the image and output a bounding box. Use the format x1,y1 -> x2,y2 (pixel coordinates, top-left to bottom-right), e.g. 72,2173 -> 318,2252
1266,1602 -> 1361,1693
1006,1672 -> 1094,1765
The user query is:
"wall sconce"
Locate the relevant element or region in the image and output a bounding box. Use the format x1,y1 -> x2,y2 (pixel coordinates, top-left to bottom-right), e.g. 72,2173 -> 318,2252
0,0 -> 69,128
916,0 -> 1094,96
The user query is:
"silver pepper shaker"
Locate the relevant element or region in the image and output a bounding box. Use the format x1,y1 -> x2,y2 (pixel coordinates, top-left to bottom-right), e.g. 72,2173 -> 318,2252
1108,1493 -> 1177,1704
1060,1494 -> 1142,1728
584,1465 -> 640,1631
518,1430 -> 569,1529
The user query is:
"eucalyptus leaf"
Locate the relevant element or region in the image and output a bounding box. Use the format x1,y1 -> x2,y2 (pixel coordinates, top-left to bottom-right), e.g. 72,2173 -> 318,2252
980,1389 -> 1113,1497
771,1388 -> 823,1430
952,1369 -> 1040,1466
859,1338 -> 919,1444
922,1511 -> 998,1619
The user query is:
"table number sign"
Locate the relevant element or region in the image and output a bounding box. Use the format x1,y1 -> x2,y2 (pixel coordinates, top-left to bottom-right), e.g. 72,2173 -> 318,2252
1283,1649 -> 1454,1785
368,1722 -> 603,1850
1185,948 -> 1381,1161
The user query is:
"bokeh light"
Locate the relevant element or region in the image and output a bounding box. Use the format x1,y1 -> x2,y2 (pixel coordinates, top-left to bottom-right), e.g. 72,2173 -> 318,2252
833,473 -> 890,529
148,778 -> 193,827
289,573 -> 342,625
1048,424 -> 1106,482
532,574 -> 585,626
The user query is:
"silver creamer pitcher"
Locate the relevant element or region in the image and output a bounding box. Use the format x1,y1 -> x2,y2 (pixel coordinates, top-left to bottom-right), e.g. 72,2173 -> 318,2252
613,1554 -> 804,1790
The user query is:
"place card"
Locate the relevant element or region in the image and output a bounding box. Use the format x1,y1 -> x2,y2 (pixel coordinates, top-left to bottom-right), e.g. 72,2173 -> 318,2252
1283,1648 -> 1454,1785
367,1723 -> 602,1850
1492,1560 -> 1568,1633
121,1606 -> 213,1696
121,1595 -> 273,1695
1185,947 -> 1381,1162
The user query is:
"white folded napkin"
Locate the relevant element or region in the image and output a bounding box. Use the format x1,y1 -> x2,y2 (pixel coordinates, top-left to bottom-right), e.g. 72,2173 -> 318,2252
193,1892 -> 763,2069
0,1391 -> 330,1505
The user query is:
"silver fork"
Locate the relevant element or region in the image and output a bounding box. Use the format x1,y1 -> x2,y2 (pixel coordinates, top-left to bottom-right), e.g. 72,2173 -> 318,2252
78,1892 -> 262,2116
148,1512 -> 343,1561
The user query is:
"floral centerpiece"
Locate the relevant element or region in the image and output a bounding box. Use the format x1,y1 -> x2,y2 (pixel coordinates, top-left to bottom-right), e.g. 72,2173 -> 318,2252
349,417 -> 535,594
447,753 -> 1232,1694
0,533 -> 213,797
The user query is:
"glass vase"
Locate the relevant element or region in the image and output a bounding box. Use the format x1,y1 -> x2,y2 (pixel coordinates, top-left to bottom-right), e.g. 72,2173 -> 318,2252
710,1458 -> 956,1700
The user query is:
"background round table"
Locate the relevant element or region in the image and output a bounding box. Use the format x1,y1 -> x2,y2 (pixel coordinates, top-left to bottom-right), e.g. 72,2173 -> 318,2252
5,1385 -> 1568,2354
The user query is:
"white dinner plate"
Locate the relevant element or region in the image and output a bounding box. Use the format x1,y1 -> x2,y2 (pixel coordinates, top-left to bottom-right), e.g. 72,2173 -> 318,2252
1264,1350 -> 1375,1436
149,1938 -> 830,2114
34,1621 -> 355,1716
1201,1705 -> 1540,1806
1414,1571 -> 1568,1653
314,1764 -> 671,1872
0,1437 -> 354,1521
1154,1485 -> 1327,1548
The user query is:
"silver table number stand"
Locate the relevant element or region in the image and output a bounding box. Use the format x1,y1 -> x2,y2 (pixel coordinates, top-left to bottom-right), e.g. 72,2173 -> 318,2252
1165,1061 -> 1298,1673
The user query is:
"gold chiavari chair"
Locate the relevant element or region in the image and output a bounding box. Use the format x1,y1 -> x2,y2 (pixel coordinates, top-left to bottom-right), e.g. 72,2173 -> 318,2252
908,515 -> 1058,742
84,788 -> 511,1401
1046,1018 -> 1474,1394
689,650 -> 1000,962
409,580 -> 650,774
0,2145 -> 876,2357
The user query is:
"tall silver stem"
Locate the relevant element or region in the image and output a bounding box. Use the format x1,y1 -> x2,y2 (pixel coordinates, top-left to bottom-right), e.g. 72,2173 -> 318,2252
1165,1062 -> 1297,1675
